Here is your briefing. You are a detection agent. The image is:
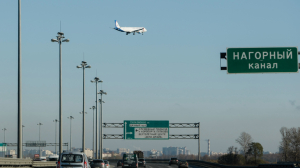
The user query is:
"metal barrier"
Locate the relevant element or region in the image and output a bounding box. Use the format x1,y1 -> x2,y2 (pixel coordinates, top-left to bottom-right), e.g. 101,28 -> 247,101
0,158 -> 32,167
32,161 -> 56,168
0,158 -> 56,168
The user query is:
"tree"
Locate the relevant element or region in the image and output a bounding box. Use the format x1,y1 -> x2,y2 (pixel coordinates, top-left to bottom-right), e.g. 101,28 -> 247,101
218,146 -> 244,165
236,132 -> 253,161
279,127 -> 300,162
247,142 -> 263,164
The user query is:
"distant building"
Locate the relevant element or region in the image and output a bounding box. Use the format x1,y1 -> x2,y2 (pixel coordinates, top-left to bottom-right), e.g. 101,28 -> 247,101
163,147 -> 189,156
117,148 -> 130,154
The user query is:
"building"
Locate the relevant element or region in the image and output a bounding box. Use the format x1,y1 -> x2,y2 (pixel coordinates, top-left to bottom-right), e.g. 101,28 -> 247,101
117,148 -> 130,154
163,147 -> 189,156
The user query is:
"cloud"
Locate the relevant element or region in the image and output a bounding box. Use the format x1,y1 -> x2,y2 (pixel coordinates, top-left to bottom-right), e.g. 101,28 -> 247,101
296,106 -> 300,111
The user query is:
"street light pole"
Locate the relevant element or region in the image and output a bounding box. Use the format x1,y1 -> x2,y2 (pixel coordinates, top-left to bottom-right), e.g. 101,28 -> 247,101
77,61 -> 91,154
17,0 -> 22,159
91,77 -> 102,159
53,120 -> 58,155
78,111 -> 88,152
37,123 -> 43,156
98,90 -> 107,159
67,116 -> 74,151
89,106 -> 95,158
51,32 -> 69,155
53,119 -> 59,155
22,125 -> 24,158
2,128 -> 7,158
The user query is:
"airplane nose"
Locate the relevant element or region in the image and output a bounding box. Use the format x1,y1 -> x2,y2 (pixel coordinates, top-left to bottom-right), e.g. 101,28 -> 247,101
144,28 -> 147,32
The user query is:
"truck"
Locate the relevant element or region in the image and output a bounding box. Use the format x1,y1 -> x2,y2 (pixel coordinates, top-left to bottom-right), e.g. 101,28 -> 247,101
33,154 -> 40,161
133,151 -> 144,159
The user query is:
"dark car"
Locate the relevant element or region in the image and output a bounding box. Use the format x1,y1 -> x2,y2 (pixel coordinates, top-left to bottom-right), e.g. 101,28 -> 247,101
138,158 -> 146,168
169,158 -> 178,165
178,160 -> 188,168
90,159 -> 105,168
117,160 -> 123,167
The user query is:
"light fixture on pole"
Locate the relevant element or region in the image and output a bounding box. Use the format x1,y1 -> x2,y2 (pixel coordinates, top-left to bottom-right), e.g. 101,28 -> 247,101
98,90 -> 107,159
37,123 -> 43,156
77,61 -> 91,154
51,32 -> 69,155
89,106 -> 96,158
67,116 -> 74,151
53,119 -> 59,155
91,77 -> 102,158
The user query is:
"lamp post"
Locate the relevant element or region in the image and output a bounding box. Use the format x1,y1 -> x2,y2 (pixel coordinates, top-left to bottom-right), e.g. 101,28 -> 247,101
22,125 -> 24,158
2,128 -> 7,157
17,0 -> 22,159
91,77 -> 102,159
51,32 -> 69,155
77,61 -> 91,154
98,90 -> 107,159
53,119 -> 59,155
67,116 -> 74,151
37,123 -> 43,156
79,111 -> 87,152
89,106 -> 95,158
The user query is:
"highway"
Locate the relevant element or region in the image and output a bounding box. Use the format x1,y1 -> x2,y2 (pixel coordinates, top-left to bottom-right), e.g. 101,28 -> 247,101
108,163 -> 198,168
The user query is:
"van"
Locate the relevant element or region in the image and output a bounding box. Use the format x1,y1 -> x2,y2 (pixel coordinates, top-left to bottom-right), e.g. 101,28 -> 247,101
57,151 -> 91,168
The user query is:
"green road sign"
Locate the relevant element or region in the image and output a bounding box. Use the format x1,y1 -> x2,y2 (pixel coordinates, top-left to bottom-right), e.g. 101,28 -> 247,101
227,47 -> 298,74
124,120 -> 169,140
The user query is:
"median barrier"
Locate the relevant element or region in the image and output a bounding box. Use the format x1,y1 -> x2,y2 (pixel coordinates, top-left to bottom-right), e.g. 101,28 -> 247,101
0,158 -> 32,168
32,161 -> 56,168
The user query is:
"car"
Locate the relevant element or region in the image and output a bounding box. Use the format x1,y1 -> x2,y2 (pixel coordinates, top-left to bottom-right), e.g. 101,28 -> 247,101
117,160 -> 123,167
57,151 -> 91,168
169,158 -> 178,165
122,153 -> 138,168
90,159 -> 106,168
138,158 -> 146,168
178,160 -> 189,168
48,154 -> 59,161
104,160 -> 110,168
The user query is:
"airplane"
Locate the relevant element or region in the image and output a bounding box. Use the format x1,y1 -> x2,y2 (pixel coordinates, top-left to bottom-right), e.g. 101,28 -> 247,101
113,20 -> 147,35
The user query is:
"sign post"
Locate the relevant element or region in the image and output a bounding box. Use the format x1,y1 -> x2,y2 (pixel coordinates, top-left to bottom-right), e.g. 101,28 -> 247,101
124,120 -> 169,140
227,47 -> 298,74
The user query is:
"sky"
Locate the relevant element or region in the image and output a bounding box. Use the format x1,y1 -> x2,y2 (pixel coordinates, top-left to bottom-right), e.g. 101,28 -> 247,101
1,0 -> 300,155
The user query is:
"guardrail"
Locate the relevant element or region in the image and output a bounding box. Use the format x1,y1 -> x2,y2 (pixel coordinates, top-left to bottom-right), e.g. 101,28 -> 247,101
0,158 -> 56,168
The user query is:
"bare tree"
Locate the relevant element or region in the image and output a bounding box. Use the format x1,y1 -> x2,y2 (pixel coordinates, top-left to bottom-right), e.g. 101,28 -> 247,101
279,127 -> 300,162
236,132 -> 253,161
279,127 -> 290,161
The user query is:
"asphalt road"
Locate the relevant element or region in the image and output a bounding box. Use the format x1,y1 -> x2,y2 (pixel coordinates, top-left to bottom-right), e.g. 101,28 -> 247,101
108,163 -> 199,168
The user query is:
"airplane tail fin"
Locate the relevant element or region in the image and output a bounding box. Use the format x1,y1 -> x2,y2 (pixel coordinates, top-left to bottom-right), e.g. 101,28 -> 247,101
115,20 -> 120,28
